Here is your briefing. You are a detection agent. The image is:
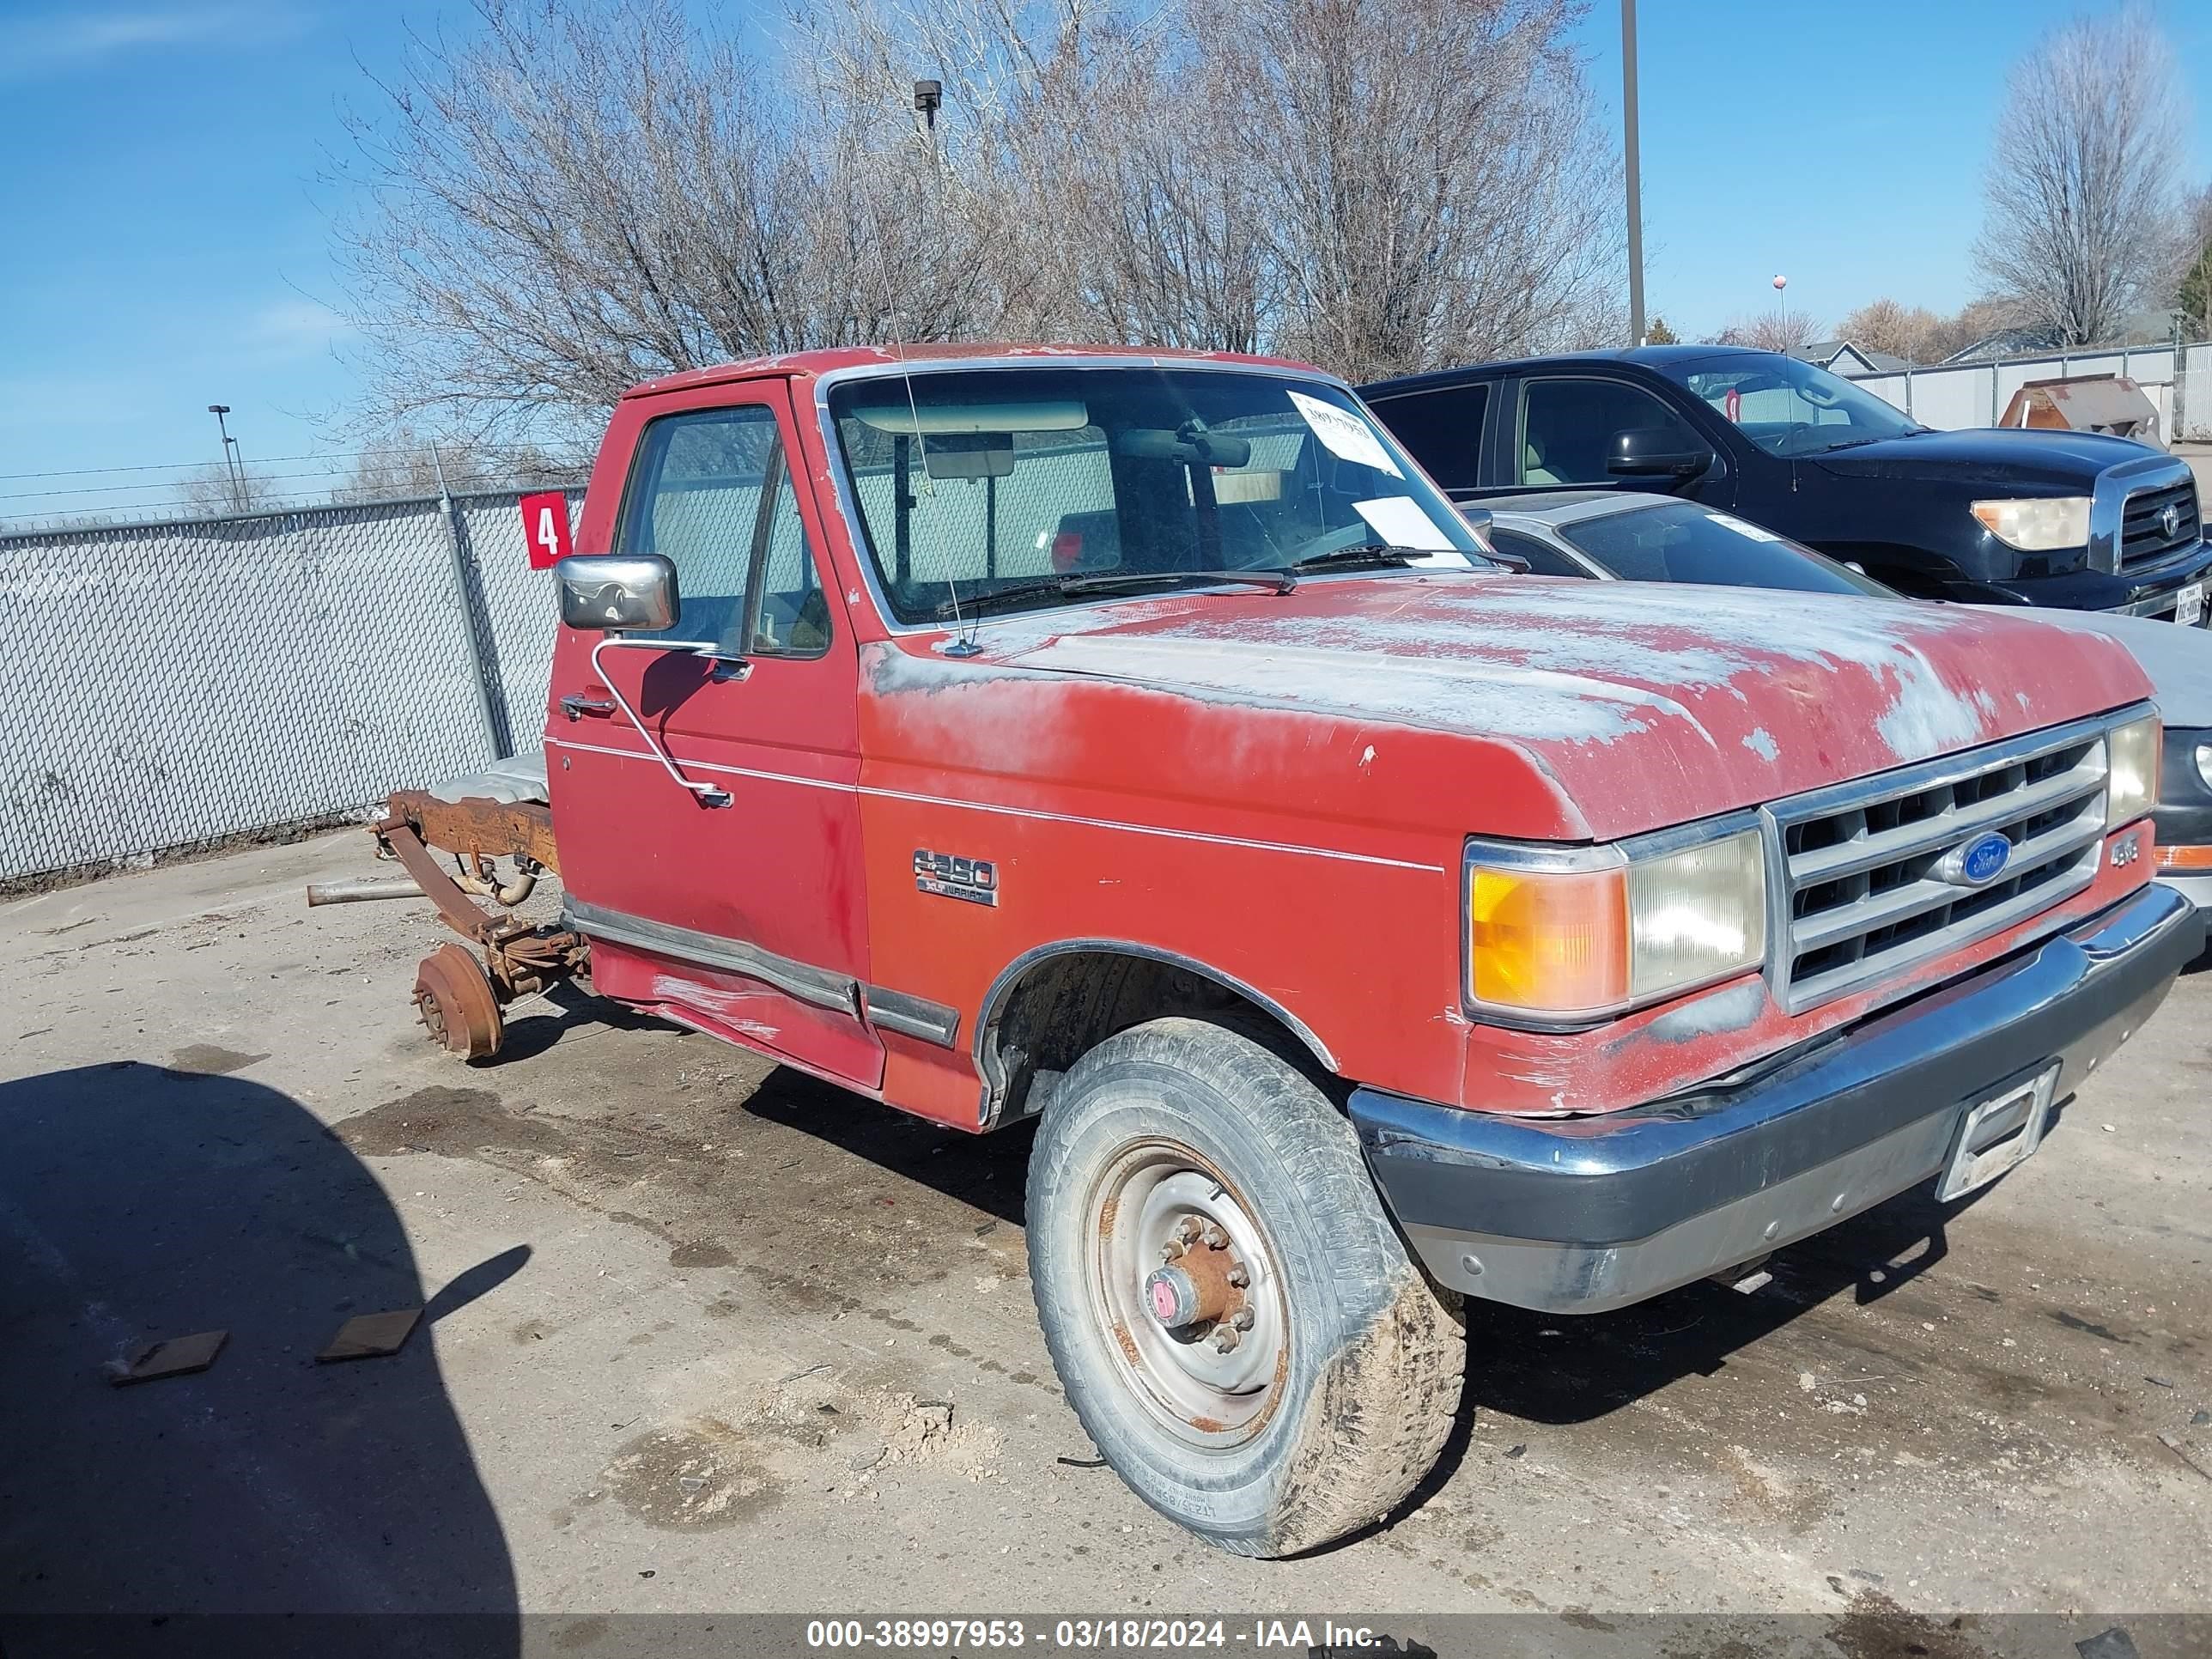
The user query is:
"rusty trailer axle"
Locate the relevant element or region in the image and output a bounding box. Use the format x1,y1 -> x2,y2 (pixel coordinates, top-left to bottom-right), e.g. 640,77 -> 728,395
311,788 -> 590,1062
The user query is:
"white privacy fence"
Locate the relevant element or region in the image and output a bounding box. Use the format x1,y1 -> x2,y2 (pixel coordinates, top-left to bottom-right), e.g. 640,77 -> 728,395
0,488 -> 580,888
1844,342 -> 2211,442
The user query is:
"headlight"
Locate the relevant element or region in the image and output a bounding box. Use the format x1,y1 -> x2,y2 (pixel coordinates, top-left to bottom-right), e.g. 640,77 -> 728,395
1467,827 -> 1766,1020
2197,742 -> 2212,793
1971,496 -> 2091,551
2105,714 -> 2161,829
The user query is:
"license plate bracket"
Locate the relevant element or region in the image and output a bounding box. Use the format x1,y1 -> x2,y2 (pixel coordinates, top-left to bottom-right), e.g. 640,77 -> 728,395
2177,580 -> 2205,628
1938,1062 -> 2061,1200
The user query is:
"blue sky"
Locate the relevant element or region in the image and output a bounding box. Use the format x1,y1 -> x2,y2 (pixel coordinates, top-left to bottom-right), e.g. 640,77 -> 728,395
0,0 -> 2207,522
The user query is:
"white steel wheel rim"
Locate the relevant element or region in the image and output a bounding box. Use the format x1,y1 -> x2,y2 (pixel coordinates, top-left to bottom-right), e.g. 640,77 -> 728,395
1084,1139 -> 1288,1450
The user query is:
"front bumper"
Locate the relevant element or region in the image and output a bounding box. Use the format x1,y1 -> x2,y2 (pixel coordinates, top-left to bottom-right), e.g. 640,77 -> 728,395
2157,735 -> 2212,911
2159,870 -> 2212,911
1980,538 -> 2212,616
1352,884 -> 2203,1314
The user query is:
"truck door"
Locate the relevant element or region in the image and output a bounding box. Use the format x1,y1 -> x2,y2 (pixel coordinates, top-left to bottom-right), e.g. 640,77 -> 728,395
1509,374 -> 1734,507
546,385 -> 882,1090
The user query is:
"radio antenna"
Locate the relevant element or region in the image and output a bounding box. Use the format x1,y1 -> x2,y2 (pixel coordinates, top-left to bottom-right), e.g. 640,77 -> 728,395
865,79 -> 977,654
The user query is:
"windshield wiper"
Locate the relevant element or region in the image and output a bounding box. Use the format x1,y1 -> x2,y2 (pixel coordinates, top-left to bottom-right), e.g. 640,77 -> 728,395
1289,542 -> 1483,572
929,567 -> 1294,621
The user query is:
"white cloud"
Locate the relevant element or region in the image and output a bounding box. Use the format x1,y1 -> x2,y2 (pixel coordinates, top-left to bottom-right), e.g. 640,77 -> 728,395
1,6 -> 309,79
250,297 -> 354,349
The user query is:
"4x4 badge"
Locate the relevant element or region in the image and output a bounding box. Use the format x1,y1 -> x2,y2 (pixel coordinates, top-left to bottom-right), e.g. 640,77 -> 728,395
914,849 -> 998,906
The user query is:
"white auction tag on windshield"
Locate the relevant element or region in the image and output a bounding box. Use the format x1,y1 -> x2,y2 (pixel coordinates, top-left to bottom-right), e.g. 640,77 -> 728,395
1352,496 -> 1466,559
1711,511 -> 1782,542
1288,390 -> 1403,477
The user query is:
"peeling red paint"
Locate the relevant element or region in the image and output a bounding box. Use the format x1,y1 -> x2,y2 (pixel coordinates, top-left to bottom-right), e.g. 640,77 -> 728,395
548,352 -> 2163,1136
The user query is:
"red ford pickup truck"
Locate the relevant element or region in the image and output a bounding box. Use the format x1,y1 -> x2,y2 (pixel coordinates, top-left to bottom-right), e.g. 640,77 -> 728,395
374,345 -> 2200,1558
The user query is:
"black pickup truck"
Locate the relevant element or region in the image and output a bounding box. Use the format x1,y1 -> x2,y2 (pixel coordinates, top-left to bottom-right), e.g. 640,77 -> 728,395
1363,345 -> 2210,621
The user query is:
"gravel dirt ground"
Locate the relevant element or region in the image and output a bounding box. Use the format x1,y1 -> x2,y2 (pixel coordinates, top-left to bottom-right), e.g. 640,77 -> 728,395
1,831 -> 2207,1656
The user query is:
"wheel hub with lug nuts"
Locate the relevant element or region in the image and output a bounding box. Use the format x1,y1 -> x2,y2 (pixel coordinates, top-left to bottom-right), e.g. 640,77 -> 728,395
1090,1148 -> 1285,1445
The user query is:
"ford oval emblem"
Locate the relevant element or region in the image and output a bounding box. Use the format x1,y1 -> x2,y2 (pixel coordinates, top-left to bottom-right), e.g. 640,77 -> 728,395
1942,830 -> 2014,887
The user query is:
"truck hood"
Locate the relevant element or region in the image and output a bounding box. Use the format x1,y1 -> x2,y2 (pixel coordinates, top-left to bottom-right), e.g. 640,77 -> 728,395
1810,425 -> 2152,489
1971,605 -> 2212,729
966,575 -> 2153,840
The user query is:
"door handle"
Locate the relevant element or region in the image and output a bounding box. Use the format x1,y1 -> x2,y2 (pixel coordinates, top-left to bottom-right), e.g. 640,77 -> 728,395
560,693 -> 617,720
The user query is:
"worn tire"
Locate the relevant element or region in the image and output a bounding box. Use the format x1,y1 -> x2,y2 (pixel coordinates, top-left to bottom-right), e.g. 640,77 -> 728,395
1025,1017 -> 1464,1557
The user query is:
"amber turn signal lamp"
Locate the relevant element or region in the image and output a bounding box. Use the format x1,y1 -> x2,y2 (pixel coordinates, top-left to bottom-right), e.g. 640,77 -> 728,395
1468,866 -> 1630,1016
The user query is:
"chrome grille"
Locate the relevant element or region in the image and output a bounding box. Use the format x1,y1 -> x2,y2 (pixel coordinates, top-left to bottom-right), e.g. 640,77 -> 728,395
1769,718 -> 2112,1012
2118,477 -> 2199,569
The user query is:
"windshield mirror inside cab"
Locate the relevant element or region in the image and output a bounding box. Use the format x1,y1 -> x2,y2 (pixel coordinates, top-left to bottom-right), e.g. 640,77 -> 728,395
827,366 -> 1483,624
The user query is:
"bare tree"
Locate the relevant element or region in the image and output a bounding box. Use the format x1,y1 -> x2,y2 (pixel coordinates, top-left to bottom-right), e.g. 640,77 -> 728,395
1916,295 -> 2031,362
1973,6 -> 2185,347
1838,297 -> 1944,363
179,464 -> 282,518
335,429 -> 585,503
334,0 -> 991,434
2179,183 -> 2212,335
789,0 -> 1191,345
1206,0 -> 1621,381
795,0 -> 1619,379
336,0 -> 1622,422
1715,308 -> 1824,353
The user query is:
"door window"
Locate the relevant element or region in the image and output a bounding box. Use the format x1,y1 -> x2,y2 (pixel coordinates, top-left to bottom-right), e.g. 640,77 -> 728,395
1516,378 -> 1698,487
616,404 -> 832,658
1368,384 -> 1489,490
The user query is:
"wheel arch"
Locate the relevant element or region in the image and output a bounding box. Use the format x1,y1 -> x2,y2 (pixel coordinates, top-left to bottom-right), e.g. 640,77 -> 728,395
974,939 -> 1338,1129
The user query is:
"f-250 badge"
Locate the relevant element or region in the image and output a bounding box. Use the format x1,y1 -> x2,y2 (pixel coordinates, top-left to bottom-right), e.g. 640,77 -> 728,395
914,849 -> 998,906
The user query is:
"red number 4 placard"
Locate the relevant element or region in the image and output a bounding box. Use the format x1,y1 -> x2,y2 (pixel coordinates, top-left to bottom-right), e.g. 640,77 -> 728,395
520,490 -> 574,570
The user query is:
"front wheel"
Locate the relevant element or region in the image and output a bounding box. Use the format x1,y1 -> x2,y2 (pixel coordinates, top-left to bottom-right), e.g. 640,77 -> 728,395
1025,1018 -> 1464,1556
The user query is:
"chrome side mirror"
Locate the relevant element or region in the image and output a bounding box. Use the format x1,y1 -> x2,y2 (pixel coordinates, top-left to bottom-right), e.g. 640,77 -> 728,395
556,555 -> 678,632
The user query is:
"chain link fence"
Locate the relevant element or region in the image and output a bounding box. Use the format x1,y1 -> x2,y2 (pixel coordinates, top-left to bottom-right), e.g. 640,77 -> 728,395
0,487 -> 580,890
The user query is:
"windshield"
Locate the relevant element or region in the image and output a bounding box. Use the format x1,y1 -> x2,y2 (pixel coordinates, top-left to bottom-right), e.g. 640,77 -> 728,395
1559,500 -> 1898,598
826,366 -> 1483,624
1656,351 -> 1921,457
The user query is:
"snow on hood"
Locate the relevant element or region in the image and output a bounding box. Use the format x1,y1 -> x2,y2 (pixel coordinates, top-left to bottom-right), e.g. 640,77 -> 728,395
1970,605 -> 2212,729
961,575 -> 2154,839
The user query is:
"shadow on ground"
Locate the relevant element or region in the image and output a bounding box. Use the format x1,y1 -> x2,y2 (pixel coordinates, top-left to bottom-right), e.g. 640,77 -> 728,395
1460,1173 -> 1997,1429
741,1066 -> 1036,1229
0,1061 -> 522,1658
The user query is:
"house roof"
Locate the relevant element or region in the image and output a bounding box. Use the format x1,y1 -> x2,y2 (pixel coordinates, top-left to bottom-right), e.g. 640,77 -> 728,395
1941,325 -> 2064,365
1787,340 -> 1907,374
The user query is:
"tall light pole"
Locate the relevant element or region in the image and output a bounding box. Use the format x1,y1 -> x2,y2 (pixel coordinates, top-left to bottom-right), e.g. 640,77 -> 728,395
1621,0 -> 1644,347
1771,274 -> 1789,345
207,404 -> 244,512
